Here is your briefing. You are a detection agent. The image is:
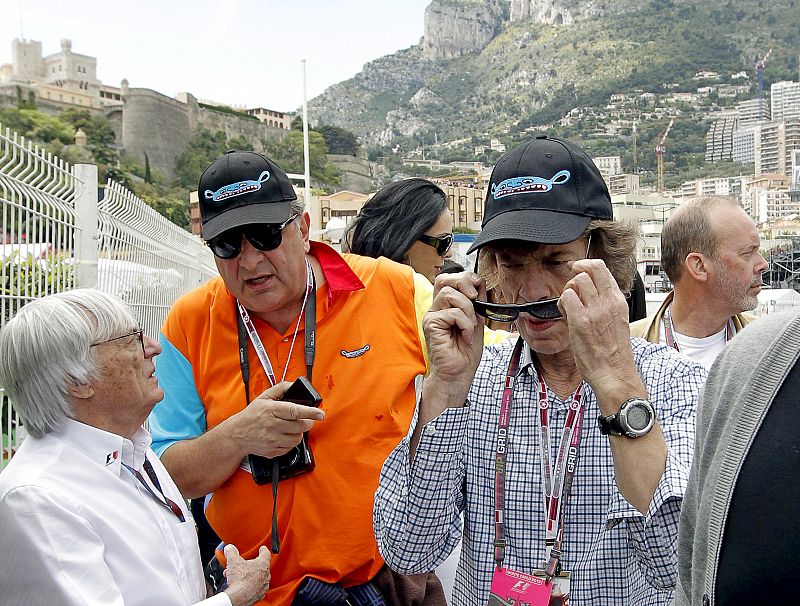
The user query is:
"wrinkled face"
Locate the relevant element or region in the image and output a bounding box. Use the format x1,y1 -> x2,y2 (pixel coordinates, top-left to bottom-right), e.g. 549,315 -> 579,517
214,214 -> 310,322
707,206 -> 768,314
492,237 -> 590,356
89,328 -> 163,431
404,210 -> 454,283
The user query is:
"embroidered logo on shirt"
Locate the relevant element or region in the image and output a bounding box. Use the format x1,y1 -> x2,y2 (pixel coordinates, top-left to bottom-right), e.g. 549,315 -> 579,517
105,451 -> 119,466
340,344 -> 370,358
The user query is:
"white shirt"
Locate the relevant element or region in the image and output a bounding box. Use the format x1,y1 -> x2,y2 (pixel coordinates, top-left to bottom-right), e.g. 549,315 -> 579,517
658,321 -> 728,370
0,419 -> 231,606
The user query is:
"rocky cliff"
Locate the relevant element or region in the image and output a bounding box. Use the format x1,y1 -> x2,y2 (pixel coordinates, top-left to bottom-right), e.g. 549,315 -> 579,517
309,0 -> 800,149
422,0 -> 506,59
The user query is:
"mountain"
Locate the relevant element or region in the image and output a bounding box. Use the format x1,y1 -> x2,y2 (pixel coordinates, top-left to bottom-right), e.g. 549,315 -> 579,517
309,0 -> 800,153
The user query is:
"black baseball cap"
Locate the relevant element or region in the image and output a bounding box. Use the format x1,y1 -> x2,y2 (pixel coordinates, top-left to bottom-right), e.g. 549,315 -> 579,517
198,150 -> 297,240
468,135 -> 612,253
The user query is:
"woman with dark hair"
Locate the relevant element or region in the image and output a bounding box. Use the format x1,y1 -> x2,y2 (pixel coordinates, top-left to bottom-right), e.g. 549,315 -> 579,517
345,178 -> 453,283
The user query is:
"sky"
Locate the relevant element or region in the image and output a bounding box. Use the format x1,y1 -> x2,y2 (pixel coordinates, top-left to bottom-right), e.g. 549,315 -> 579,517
0,0 -> 432,112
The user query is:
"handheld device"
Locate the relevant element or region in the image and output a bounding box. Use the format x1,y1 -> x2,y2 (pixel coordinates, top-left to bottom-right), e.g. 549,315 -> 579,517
249,377 -> 322,485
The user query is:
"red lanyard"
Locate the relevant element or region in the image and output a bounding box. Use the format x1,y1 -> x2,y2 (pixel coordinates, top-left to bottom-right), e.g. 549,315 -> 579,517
663,304 -> 734,352
122,458 -> 185,523
494,338 -> 586,573
237,260 -> 314,386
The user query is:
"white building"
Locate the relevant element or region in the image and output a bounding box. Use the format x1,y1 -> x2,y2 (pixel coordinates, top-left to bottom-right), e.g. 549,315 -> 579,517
771,81 -> 800,122
0,38 -> 118,109
592,155 -> 622,178
706,116 -> 738,162
738,98 -> 770,128
733,124 -> 759,164
757,119 -> 800,177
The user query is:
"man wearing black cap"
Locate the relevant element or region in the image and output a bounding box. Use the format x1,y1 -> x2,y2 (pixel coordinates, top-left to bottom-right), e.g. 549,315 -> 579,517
374,136 -> 706,605
149,151 -> 445,605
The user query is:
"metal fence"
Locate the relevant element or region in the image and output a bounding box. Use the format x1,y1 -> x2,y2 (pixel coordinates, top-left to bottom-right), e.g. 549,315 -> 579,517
0,123 -> 218,469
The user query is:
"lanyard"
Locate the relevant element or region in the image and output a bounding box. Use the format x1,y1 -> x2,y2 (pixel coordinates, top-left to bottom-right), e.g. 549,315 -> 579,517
122,458 -> 186,523
237,260 -> 315,388
663,304 -> 734,352
235,259 -> 317,555
494,338 -> 586,578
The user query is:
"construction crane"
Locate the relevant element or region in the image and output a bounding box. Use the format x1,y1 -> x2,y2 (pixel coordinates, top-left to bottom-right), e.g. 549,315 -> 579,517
755,47 -> 772,122
655,118 -> 674,193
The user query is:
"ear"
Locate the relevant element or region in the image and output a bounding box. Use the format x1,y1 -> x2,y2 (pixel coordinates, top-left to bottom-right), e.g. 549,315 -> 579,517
300,211 -> 311,253
68,381 -> 95,400
684,252 -> 709,282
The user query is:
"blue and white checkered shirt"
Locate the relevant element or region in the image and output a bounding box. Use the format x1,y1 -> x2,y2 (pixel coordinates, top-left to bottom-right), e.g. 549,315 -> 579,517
375,337 -> 706,606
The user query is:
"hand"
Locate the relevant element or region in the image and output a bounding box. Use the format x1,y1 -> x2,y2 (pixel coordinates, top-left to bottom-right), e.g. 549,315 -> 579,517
232,381 -> 325,458
423,271 -> 486,405
559,260 -> 646,408
222,544 -> 270,606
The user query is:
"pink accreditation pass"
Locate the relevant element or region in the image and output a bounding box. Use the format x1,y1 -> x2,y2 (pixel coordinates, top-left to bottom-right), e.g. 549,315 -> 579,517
488,568 -> 552,606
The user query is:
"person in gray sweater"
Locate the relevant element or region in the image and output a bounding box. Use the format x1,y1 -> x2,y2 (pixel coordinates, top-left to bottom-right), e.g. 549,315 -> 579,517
675,309 -> 800,606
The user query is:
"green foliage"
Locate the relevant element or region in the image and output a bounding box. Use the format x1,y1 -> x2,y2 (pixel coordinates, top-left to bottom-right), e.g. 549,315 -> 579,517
0,252 -> 74,321
173,130 -> 229,189
0,108 -> 73,144
58,108 -> 93,131
132,182 -> 192,229
317,125 -> 360,155
263,130 -> 340,187
198,103 -> 259,121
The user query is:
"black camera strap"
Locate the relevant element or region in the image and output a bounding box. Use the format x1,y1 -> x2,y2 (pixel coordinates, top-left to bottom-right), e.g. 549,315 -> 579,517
235,263 -> 317,554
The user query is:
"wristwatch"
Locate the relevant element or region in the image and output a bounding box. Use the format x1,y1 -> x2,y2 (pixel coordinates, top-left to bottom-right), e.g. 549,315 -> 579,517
597,397 -> 655,438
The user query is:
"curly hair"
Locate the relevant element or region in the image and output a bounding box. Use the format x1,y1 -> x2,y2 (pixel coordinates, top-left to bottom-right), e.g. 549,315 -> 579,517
478,219 -> 639,294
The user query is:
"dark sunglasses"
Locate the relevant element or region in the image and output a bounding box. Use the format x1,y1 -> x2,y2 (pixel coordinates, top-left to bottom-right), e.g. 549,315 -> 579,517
472,297 -> 563,322
417,233 -> 453,256
207,214 -> 298,259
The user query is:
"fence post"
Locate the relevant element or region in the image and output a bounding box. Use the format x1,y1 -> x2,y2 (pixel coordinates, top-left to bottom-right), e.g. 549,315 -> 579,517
73,163 -> 99,288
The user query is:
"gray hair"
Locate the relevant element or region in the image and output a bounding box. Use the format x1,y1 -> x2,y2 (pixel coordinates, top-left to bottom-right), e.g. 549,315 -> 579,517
290,198 -> 306,216
0,289 -> 139,438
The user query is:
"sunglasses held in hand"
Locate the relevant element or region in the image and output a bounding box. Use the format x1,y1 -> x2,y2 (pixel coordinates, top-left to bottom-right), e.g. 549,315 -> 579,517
472,297 -> 563,322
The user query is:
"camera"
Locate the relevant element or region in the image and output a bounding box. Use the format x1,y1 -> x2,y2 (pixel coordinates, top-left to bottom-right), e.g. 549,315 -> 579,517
249,377 -> 322,485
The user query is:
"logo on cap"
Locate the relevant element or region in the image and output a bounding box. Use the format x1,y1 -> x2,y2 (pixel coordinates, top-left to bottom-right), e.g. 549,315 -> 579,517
204,170 -> 271,202
491,170 -> 571,200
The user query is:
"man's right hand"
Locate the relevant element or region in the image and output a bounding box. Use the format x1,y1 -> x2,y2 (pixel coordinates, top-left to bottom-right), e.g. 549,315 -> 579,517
410,271 -> 486,460
424,271 -> 486,396
222,544 -> 270,606
232,381 -> 325,459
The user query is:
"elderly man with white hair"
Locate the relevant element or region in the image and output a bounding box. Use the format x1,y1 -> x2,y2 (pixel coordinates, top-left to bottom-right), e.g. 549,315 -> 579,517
0,289 -> 270,606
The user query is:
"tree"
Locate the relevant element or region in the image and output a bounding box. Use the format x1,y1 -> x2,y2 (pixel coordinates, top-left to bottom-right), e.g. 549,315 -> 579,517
58,108 -> 93,132
263,130 -> 340,186
174,130 -> 229,189
317,125 -> 359,155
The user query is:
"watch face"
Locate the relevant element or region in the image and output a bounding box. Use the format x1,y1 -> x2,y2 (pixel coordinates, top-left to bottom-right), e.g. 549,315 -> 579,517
626,403 -> 651,431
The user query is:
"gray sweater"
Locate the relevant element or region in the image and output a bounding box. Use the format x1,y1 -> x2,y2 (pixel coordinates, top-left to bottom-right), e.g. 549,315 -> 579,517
674,309 -> 800,605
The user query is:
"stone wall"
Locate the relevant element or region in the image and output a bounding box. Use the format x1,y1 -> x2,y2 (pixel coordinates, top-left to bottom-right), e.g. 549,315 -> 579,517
121,88 -> 192,181
328,154 -> 377,194
120,88 -> 285,182
193,104 -> 286,153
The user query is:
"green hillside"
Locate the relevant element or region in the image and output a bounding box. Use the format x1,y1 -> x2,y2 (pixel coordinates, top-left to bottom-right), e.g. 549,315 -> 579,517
310,0 -> 800,172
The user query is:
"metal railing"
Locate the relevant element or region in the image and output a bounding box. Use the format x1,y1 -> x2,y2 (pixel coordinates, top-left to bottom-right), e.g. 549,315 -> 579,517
0,123 -> 218,469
